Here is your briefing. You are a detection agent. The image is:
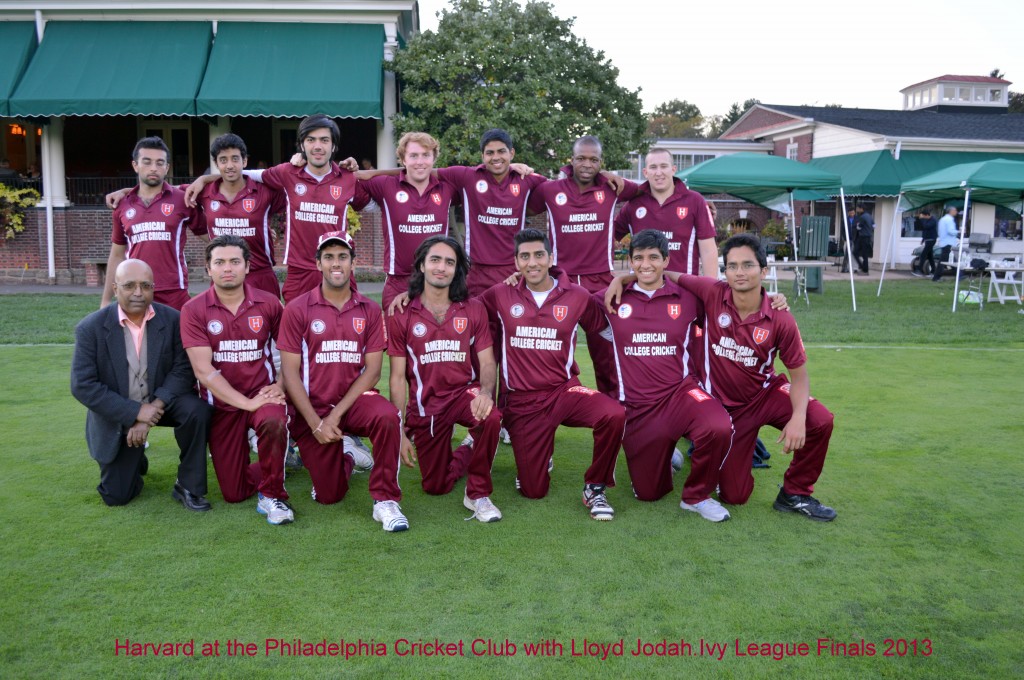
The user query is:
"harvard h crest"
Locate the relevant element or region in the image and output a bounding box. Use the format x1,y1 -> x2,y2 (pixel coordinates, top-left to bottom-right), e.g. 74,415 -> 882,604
353,317 -> 366,334
553,305 -> 568,322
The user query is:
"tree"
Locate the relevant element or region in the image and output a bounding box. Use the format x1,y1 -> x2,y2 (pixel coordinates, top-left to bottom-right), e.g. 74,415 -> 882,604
646,99 -> 704,139
706,98 -> 760,138
388,0 -> 645,174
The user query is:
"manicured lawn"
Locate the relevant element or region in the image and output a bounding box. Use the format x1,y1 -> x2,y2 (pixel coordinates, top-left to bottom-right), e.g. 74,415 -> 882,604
1,281 -> 1021,677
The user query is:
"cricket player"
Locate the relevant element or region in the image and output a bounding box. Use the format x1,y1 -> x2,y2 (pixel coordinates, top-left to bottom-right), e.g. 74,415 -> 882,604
102,137 -> 204,310
180,235 -> 291,524
480,228 -> 625,520
278,231 -> 408,531
388,236 -> 503,522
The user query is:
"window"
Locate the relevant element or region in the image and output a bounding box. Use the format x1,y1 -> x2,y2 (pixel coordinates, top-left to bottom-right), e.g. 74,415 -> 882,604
974,88 -> 986,102
671,153 -> 715,171
990,88 -> 1003,102
786,143 -> 798,161
958,87 -> 971,101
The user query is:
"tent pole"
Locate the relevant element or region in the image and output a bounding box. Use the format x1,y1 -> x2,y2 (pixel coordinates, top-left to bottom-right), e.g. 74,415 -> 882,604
951,189 -> 972,312
838,189 -> 856,311
877,193 -> 903,297
789,192 -> 800,261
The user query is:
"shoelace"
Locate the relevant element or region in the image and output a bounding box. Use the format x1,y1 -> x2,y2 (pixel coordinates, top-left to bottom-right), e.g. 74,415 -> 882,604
270,498 -> 290,513
464,497 -> 496,521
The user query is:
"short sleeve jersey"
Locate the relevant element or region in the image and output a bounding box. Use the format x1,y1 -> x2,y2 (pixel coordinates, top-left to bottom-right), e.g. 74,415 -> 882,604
196,177 -> 286,273
527,167 -> 640,276
180,284 -> 282,411
111,183 -> 202,292
359,172 -> 458,276
277,287 -> 386,412
259,162 -> 358,271
480,273 -> 606,392
677,275 -> 807,409
437,165 -> 547,266
614,179 -> 715,274
386,297 -> 493,417
599,279 -> 701,404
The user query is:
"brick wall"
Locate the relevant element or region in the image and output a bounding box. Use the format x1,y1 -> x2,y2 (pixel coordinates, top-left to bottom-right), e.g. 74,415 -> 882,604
721,108 -> 796,139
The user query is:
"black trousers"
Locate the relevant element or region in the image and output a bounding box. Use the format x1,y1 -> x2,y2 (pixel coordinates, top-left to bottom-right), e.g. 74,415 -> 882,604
933,245 -> 953,281
855,236 -> 873,273
97,394 -> 211,506
920,239 -> 936,274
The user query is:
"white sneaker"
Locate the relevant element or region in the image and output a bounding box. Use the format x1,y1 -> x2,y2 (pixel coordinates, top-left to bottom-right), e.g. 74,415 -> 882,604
248,428 -> 258,455
681,498 -> 731,522
257,493 -> 295,525
582,484 -> 615,521
460,433 -> 474,448
464,494 -> 502,523
671,448 -> 684,474
372,500 -> 409,532
499,427 -> 511,445
343,435 -> 374,472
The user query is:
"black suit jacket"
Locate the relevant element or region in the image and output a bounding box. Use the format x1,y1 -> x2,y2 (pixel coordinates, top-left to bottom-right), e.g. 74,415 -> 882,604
71,302 -> 197,464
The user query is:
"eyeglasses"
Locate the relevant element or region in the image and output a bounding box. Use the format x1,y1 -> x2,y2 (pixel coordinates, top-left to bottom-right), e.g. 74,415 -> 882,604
725,262 -> 762,272
116,281 -> 155,292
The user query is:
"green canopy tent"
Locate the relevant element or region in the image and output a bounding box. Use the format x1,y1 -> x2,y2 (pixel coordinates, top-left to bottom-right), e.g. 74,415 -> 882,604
676,153 -> 857,309
878,159 -> 1024,311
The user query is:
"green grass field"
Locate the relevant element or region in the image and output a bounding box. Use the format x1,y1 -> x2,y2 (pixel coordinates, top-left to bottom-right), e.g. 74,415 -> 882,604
1,280 -> 1022,678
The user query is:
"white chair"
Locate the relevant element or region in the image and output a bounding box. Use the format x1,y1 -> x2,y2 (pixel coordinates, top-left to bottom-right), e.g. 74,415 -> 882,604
988,269 -> 1022,304
764,255 -> 779,294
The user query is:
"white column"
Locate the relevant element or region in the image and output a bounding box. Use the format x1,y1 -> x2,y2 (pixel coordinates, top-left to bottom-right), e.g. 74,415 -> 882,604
44,117 -> 68,207
207,117 -> 231,174
377,24 -> 399,170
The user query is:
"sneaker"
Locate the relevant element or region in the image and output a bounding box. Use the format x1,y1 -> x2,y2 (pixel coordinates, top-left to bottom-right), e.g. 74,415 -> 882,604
460,434 -> 474,448
548,457 -> 554,473
344,435 -> 374,472
372,500 -> 409,532
910,270 -> 924,278
499,427 -> 511,445
681,498 -> 731,522
248,428 -> 258,455
285,442 -> 304,470
773,490 -> 837,522
582,484 -> 614,521
256,493 -> 294,525
671,448 -> 684,474
464,494 -> 502,523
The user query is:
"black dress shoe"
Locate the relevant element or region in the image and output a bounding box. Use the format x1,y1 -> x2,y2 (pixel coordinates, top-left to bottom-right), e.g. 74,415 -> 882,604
172,483 -> 212,512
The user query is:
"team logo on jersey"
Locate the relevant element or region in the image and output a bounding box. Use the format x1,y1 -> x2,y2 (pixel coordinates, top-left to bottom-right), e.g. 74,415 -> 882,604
248,316 -> 264,334
778,382 -> 791,395
476,180 -> 488,194
555,192 -> 568,206
510,303 -> 525,318
242,198 -> 256,213
677,207 -> 688,219
209,201 -> 221,212
207,320 -> 224,335
752,326 -> 770,345
568,385 -> 597,396
412,322 -> 427,337
311,319 -> 326,334
617,303 -> 633,319
161,203 -> 174,216
330,185 -> 342,200
687,388 -> 711,403
553,305 -> 569,322
510,183 -> 521,197
431,192 -> 442,206
126,208 -> 136,220
668,303 -> 681,320
353,317 -> 366,334
717,313 -> 732,328
395,191 -> 409,204
695,326 -> 703,337
635,207 -> 647,219
453,317 -> 468,334
466,386 -> 480,397
294,183 -> 307,196
594,191 -> 606,204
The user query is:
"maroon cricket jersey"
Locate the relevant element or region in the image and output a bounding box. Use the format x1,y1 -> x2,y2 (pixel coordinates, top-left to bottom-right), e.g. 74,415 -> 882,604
614,179 -> 715,274
438,165 -> 547,266
258,162 -> 357,271
480,271 -> 607,392
527,166 -> 639,275
599,279 -> 701,404
111,183 -> 202,293
196,177 -> 286,275
677,275 -> 807,408
359,172 -> 457,276
180,284 -> 282,411
386,297 -> 493,417
277,287 -> 386,413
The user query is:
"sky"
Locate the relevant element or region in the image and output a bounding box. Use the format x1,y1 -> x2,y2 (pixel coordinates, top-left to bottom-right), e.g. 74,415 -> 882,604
416,0 -> 1024,117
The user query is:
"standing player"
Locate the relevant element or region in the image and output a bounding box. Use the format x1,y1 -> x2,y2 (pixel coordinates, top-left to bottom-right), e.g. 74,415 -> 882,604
613,148 -> 718,277
102,137 -> 203,310
388,236 -> 503,522
356,132 -> 458,309
278,231 -> 408,531
180,235 -> 292,524
674,233 -> 836,521
480,228 -> 625,520
600,230 -> 733,522
526,135 -> 640,396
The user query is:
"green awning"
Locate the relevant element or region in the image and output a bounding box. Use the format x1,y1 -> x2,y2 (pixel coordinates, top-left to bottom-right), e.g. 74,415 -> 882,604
196,22 -> 384,118
810,150 -> 1021,197
900,159 -> 1024,212
0,23 -> 37,117
9,21 -> 211,116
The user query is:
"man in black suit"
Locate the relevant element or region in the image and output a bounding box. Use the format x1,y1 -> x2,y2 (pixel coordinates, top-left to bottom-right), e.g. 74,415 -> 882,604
71,259 -> 212,509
